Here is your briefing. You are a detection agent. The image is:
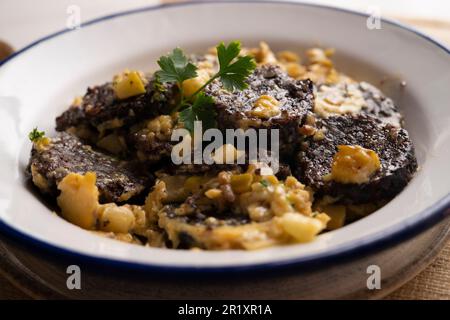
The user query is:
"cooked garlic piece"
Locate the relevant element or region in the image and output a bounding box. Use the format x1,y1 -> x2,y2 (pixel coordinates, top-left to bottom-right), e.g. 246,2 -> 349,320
212,144 -> 244,164
328,145 -> 381,184
146,115 -> 174,140
306,48 -> 334,67
277,213 -> 327,243
34,136 -> 51,151
314,83 -> 366,118
230,173 -> 253,194
98,203 -> 136,233
30,164 -> 51,193
204,188 -> 222,199
284,62 -> 306,78
250,41 -> 278,65
57,172 -> 142,233
277,50 -> 301,63
250,95 -> 280,118
57,172 -> 99,229
182,69 -> 210,97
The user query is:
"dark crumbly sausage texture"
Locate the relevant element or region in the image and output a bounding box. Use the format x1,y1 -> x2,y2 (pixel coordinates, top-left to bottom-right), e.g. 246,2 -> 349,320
160,150 -> 291,178
315,81 -> 403,127
56,77 -> 177,131
129,129 -> 174,164
295,115 -> 417,204
29,132 -> 152,203
358,82 -> 403,127
159,205 -> 251,249
205,65 -> 314,156
161,163 -> 239,176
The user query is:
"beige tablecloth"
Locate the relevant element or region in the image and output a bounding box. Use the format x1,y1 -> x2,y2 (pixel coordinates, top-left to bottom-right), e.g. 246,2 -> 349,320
386,239 -> 450,299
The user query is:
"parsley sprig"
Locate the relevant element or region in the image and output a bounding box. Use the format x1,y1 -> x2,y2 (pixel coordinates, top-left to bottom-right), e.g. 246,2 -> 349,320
179,92 -> 215,133
155,41 -> 256,133
28,128 -> 45,142
155,48 -> 197,99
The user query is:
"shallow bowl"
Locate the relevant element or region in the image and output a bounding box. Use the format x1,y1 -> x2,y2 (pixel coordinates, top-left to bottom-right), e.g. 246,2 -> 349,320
0,1 -> 449,298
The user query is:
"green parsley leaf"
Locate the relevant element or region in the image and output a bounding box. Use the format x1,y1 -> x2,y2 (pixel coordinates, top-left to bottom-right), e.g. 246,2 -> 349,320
193,94 -> 217,131
155,42 -> 256,134
260,180 -> 269,188
28,128 -> 45,142
179,106 -> 196,133
216,41 -> 241,70
219,55 -> 256,91
179,93 -> 216,134
155,48 -> 198,84
216,41 -> 256,91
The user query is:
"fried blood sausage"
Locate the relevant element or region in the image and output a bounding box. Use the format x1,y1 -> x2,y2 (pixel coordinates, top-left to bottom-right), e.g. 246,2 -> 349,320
295,115 -> 417,203
159,205 -> 251,249
205,64 -> 314,156
314,81 -> 403,127
29,132 -> 152,202
55,76 -> 177,132
358,82 -> 403,127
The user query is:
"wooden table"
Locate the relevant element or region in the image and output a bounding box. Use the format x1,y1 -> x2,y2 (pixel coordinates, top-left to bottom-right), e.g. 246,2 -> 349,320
0,4 -> 449,300
0,218 -> 449,300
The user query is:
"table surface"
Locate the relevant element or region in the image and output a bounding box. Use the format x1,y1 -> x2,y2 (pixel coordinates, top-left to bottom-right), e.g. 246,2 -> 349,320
0,0 -> 449,300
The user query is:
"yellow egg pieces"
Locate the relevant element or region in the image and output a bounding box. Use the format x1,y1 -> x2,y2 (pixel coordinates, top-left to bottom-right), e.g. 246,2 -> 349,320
327,145 -> 381,184
113,70 -> 146,99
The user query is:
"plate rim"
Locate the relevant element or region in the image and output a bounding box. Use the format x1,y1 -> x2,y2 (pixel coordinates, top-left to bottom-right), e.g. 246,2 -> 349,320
0,0 -> 449,274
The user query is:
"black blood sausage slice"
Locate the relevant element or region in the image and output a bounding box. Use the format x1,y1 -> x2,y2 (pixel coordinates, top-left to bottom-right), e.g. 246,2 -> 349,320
28,132 -> 152,203
56,77 -> 177,131
295,114 -> 417,204
205,64 -> 314,157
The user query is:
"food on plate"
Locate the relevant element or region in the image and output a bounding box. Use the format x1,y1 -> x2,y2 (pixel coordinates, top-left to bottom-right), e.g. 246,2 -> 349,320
295,114 -> 417,203
148,163 -> 329,250
314,81 -> 403,127
27,41 -> 417,250
55,73 -> 178,159
205,64 -> 314,156
28,131 -> 151,203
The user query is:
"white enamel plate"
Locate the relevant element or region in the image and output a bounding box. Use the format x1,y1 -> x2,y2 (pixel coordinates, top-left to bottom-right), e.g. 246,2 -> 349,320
0,1 -> 449,272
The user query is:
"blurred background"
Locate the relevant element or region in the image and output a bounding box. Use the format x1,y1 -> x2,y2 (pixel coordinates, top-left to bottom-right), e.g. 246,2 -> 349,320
0,0 -> 449,59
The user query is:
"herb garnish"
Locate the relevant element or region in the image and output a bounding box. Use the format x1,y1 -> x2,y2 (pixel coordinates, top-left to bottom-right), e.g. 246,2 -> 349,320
28,128 -> 45,142
260,180 -> 269,188
155,48 -> 198,89
156,41 -> 256,133
179,92 -> 216,133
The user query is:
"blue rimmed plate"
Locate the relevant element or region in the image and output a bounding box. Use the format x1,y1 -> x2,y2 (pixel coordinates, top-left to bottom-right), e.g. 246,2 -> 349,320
0,1 -> 449,282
